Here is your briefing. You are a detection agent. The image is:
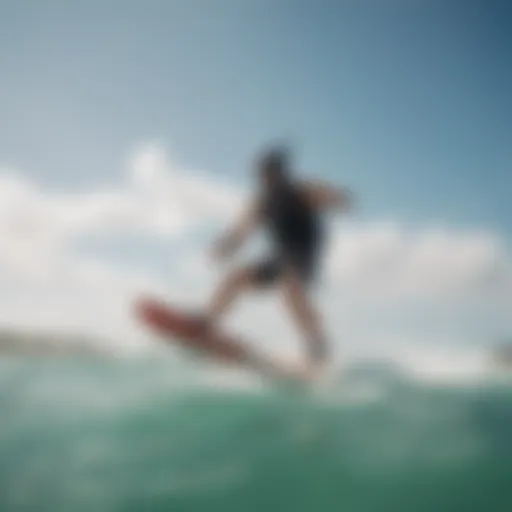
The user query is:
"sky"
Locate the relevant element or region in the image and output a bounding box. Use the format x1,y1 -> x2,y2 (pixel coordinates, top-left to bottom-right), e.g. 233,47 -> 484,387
0,0 -> 511,366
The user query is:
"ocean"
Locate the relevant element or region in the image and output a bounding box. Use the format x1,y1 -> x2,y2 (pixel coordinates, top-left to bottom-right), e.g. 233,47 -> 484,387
0,353 -> 510,512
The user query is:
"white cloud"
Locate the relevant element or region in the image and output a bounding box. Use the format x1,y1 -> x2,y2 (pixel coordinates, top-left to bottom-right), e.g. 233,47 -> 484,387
0,142 -> 244,279
0,142 -> 245,342
0,141 -> 243,257
326,221 -> 511,301
126,142 -> 245,225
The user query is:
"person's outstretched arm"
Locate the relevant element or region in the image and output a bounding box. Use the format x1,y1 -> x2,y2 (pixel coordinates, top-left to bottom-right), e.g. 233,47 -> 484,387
302,180 -> 353,212
211,199 -> 262,260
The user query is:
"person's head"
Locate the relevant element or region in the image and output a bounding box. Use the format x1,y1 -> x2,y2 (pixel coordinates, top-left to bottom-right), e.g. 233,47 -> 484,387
255,145 -> 291,191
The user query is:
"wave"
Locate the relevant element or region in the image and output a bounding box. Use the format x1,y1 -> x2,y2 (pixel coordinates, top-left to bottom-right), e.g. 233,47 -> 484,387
0,353 -> 511,511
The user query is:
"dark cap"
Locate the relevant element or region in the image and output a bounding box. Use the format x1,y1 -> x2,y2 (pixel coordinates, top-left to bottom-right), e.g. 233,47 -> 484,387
256,144 -> 291,174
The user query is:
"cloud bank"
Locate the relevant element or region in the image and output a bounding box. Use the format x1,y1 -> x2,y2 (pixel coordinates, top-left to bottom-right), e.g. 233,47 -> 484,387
327,222 -> 510,301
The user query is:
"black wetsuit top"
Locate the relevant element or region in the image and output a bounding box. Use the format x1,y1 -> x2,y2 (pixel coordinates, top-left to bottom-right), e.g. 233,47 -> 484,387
257,182 -> 323,282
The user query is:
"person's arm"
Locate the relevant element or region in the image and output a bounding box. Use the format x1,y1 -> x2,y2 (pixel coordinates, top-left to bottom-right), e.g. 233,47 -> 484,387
211,199 -> 262,260
302,180 -> 353,212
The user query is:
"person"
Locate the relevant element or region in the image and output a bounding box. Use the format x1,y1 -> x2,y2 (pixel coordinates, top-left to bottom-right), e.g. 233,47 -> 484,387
196,145 -> 352,379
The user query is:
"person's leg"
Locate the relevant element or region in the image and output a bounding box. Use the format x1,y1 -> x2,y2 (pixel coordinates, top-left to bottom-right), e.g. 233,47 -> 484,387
203,259 -> 280,327
206,266 -> 254,323
281,267 -> 328,368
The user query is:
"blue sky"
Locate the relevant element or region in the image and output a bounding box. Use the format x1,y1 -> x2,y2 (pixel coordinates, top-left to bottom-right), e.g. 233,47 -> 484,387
0,1 -> 510,361
2,0 -> 510,231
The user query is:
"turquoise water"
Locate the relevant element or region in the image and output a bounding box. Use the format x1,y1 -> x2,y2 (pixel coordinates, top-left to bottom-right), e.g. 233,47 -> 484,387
0,356 -> 511,512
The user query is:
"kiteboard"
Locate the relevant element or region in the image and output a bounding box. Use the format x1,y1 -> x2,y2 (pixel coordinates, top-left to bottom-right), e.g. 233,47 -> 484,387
135,296 -> 309,382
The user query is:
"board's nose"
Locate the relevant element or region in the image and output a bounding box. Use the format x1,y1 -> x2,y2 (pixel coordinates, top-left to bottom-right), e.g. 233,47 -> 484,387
134,297 -> 158,323
133,297 -> 192,337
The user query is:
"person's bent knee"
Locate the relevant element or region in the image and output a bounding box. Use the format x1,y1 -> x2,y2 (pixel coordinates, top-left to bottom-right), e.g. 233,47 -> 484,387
229,266 -> 257,289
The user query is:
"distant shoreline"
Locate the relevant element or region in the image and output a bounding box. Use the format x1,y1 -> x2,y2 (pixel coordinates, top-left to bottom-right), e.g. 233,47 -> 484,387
0,328 -> 109,357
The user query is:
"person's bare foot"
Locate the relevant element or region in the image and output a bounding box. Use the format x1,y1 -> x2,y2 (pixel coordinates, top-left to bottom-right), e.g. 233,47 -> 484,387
279,360 -> 324,383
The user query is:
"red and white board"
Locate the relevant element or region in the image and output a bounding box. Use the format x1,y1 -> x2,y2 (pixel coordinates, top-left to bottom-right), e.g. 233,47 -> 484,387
135,297 -> 257,366
135,296 -> 313,383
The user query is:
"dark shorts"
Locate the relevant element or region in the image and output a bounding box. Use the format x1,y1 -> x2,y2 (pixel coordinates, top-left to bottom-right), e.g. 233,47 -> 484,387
251,247 -> 319,287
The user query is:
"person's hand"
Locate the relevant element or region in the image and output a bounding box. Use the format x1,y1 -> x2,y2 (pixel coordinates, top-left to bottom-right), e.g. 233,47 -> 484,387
210,234 -> 236,262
